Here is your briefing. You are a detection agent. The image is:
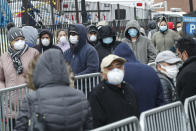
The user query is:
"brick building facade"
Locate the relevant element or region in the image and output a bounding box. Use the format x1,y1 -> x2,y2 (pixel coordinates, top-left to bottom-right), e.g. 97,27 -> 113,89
154,0 -> 196,12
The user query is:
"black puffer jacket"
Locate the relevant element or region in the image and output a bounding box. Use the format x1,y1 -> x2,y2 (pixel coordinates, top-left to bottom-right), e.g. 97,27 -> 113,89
15,49 -> 93,131
157,72 -> 177,104
95,26 -> 120,64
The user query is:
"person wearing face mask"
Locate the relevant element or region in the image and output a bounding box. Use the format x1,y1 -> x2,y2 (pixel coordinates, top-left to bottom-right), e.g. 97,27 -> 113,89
114,43 -> 164,114
176,21 -> 183,37
56,29 -> 70,53
33,29 -> 61,54
176,38 -> 196,103
95,25 -> 120,65
88,54 -> 138,128
64,24 -> 99,75
0,27 -> 39,89
87,24 -> 99,47
155,50 -> 182,104
122,20 -> 156,64
152,16 -> 180,52
0,27 -> 39,126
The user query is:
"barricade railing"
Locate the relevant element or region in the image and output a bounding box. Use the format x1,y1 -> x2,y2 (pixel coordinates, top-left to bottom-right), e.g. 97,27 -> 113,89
147,62 -> 156,70
74,73 -> 101,98
184,95 -> 196,131
91,116 -> 140,131
0,84 -> 32,131
139,101 -> 190,131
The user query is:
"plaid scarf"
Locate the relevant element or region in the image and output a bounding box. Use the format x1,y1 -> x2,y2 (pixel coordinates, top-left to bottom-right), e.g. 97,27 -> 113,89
8,44 -> 29,75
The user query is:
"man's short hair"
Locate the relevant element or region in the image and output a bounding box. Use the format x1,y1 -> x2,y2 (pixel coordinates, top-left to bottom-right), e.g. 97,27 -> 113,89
176,37 -> 196,57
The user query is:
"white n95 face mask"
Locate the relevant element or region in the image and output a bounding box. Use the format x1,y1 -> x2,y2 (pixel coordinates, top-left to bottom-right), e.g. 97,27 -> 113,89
107,68 -> 124,85
14,40 -> 25,50
89,35 -> 97,42
69,35 -> 79,44
42,38 -> 50,46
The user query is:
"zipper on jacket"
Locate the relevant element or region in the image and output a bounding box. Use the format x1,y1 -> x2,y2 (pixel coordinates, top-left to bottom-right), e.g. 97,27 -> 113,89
122,89 -> 125,94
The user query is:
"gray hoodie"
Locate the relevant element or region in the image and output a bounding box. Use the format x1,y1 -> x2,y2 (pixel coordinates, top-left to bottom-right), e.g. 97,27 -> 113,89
15,49 -> 93,131
22,26 -> 38,47
122,20 -> 157,64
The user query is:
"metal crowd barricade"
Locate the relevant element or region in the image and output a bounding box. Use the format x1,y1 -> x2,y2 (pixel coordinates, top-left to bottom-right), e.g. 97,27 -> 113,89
91,116 -> 141,131
140,101 -> 190,131
0,73 -> 101,131
147,62 -> 156,70
0,84 -> 31,131
184,95 -> 196,131
74,73 -> 101,98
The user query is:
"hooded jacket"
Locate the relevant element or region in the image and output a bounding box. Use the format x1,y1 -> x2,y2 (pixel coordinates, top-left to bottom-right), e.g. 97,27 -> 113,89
22,26 -> 38,47
87,25 -> 99,47
15,49 -> 93,131
95,26 -> 120,65
114,43 -> 164,113
64,24 -> 99,75
147,20 -> 158,40
152,17 -> 180,52
122,20 -> 157,64
33,29 -> 61,53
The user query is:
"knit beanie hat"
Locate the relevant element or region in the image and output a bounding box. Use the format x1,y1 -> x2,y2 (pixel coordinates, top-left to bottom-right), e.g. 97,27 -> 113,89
8,27 -> 25,42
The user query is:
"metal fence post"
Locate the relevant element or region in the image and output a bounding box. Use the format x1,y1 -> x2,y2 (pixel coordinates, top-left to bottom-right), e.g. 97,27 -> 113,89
81,0 -> 87,24
75,0 -> 79,23
50,0 -> 55,25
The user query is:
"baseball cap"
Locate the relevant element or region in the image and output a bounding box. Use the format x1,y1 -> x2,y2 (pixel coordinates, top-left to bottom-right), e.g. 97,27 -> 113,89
101,54 -> 126,72
155,50 -> 181,64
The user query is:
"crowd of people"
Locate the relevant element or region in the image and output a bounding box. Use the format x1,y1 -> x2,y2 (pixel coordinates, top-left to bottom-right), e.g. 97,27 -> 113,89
0,16 -> 196,130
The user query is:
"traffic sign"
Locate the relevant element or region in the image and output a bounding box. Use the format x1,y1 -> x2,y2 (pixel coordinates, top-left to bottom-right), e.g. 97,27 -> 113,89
183,16 -> 196,22
186,23 -> 196,35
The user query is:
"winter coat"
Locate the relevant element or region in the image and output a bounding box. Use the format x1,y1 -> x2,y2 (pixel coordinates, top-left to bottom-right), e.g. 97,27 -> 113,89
33,29 -> 61,53
15,49 -> 93,131
157,72 -> 177,104
22,26 -> 38,47
152,29 -> 180,52
88,80 -> 138,128
152,17 -> 180,52
114,43 -> 164,113
122,20 -> 157,64
95,26 -> 120,64
64,24 -> 99,75
176,56 -> 196,103
0,47 -> 39,89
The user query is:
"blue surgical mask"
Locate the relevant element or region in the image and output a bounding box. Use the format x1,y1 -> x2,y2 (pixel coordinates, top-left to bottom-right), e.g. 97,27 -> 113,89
128,29 -> 138,37
160,26 -> 168,32
103,37 -> 113,44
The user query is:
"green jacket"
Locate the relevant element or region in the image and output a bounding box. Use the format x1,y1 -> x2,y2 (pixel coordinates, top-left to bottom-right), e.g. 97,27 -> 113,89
152,29 -> 180,52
